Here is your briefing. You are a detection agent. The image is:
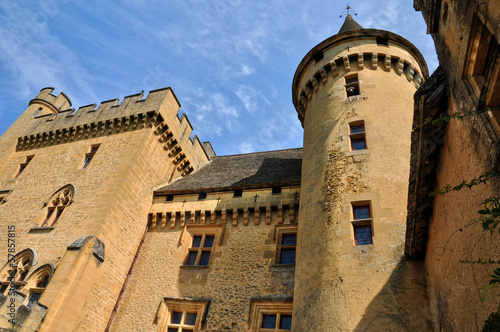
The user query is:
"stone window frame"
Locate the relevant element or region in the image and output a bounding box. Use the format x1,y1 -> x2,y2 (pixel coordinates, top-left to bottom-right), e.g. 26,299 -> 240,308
248,299 -> 293,332
181,225 -> 223,268
22,264 -> 53,309
0,249 -> 37,294
80,144 -> 100,169
35,184 -> 76,229
463,13 -> 500,141
463,14 -> 500,107
13,155 -> 34,178
351,201 -> 374,246
345,73 -> 360,97
274,225 -> 297,266
0,190 -> 12,205
349,120 -> 367,151
154,297 -> 209,332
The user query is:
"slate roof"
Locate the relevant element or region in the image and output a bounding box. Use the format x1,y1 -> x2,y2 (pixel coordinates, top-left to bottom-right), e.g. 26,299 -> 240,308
338,15 -> 364,34
156,148 -> 302,194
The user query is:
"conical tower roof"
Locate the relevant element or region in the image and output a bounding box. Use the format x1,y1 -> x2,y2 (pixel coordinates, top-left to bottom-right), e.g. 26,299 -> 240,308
338,15 -> 364,34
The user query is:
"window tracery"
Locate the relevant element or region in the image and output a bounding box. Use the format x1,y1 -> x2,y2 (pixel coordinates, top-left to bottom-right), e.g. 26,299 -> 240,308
39,185 -> 75,227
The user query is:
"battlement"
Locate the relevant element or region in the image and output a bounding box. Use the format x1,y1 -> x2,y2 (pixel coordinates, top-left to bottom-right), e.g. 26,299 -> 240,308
18,87 -> 210,175
29,87 -> 72,116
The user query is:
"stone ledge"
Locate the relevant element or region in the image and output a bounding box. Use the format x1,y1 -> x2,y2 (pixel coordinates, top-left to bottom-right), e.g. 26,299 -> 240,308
28,227 -> 54,233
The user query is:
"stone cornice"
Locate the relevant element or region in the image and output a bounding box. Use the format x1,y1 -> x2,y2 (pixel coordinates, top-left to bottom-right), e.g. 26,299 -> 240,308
17,110 -> 194,176
148,203 -> 298,230
293,50 -> 426,125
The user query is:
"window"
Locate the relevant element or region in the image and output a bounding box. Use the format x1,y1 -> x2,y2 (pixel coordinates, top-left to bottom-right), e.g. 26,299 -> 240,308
155,298 -> 209,332
249,300 -> 293,332
464,15 -> 499,94
33,108 -> 42,117
185,234 -> 215,266
349,121 -> 367,151
25,267 -> 52,309
81,144 -> 100,169
39,185 -> 74,227
14,155 -> 34,178
166,195 -> 174,201
276,229 -> 297,265
261,313 -> 292,330
0,190 -> 10,204
272,186 -> 282,194
345,74 -> 360,97
234,189 -> 243,197
167,311 -> 198,332
463,14 -> 500,136
198,192 -> 206,200
0,249 -> 36,294
376,36 -> 389,46
352,202 -> 373,245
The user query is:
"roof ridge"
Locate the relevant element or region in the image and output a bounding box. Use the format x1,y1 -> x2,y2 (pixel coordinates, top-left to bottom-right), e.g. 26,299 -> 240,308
215,147 -> 303,158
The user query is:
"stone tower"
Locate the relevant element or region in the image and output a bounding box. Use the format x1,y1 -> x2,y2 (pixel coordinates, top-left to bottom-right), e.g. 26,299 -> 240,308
291,16 -> 430,330
0,87 -> 210,331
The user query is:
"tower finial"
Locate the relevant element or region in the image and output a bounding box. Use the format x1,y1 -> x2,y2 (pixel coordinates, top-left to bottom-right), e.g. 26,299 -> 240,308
339,4 -> 358,18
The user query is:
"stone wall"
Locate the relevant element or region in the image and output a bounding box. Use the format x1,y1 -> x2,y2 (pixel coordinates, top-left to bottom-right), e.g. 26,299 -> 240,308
110,187 -> 299,331
293,32 -> 432,330
0,88 -> 209,331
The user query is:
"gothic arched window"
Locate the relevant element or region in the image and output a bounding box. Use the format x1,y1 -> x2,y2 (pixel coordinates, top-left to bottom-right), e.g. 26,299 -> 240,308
40,185 -> 75,227
24,264 -> 53,308
0,249 -> 36,294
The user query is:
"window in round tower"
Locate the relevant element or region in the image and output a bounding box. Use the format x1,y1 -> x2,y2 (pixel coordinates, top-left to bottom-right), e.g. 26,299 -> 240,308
349,121 -> 367,151
345,74 -> 360,97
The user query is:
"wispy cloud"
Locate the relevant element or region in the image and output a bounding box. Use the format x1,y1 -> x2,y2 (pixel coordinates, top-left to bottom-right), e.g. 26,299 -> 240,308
0,0 -> 436,156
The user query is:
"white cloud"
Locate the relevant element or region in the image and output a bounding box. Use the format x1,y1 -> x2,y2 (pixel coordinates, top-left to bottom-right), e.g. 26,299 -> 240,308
239,142 -> 255,153
241,65 -> 255,76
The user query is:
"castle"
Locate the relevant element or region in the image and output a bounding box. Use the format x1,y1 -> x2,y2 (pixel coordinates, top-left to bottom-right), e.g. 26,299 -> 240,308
0,1 -> 498,331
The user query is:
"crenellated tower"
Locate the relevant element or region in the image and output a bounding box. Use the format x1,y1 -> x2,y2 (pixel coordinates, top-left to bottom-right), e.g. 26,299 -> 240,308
0,87 -> 211,331
291,15 -> 430,330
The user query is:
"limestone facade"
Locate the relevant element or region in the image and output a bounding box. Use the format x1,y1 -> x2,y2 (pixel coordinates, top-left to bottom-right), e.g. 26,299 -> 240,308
0,4 -> 498,331
407,0 -> 500,330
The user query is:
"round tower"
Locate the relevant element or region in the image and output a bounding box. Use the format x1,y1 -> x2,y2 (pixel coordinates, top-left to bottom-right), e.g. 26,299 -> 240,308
292,16 -> 428,330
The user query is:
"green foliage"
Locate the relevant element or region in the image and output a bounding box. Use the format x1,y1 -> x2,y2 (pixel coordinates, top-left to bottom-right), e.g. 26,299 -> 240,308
479,197 -> 500,235
431,172 -> 500,196
412,107 -> 488,131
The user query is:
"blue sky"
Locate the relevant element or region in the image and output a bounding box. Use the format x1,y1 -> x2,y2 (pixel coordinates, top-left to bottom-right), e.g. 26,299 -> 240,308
0,0 -> 438,156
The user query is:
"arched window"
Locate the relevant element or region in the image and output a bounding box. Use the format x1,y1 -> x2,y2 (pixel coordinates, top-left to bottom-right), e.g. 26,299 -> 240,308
23,264 -> 53,308
0,249 -> 37,294
40,185 -> 76,227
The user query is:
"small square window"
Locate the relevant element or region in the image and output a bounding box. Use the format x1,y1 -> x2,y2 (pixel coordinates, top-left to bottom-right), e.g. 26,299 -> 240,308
249,300 -> 293,332
353,205 -> 371,220
166,195 -> 174,201
354,225 -> 373,245
272,186 -> 281,194
349,121 -> 367,151
155,298 -> 208,332
351,202 -> 373,246
234,189 -> 243,197
345,74 -> 360,97
185,234 -> 216,266
261,314 -> 277,328
198,192 -> 207,200
276,229 -> 297,265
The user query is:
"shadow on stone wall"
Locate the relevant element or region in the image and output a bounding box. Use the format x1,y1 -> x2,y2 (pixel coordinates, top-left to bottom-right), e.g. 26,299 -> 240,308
353,256 -> 434,332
